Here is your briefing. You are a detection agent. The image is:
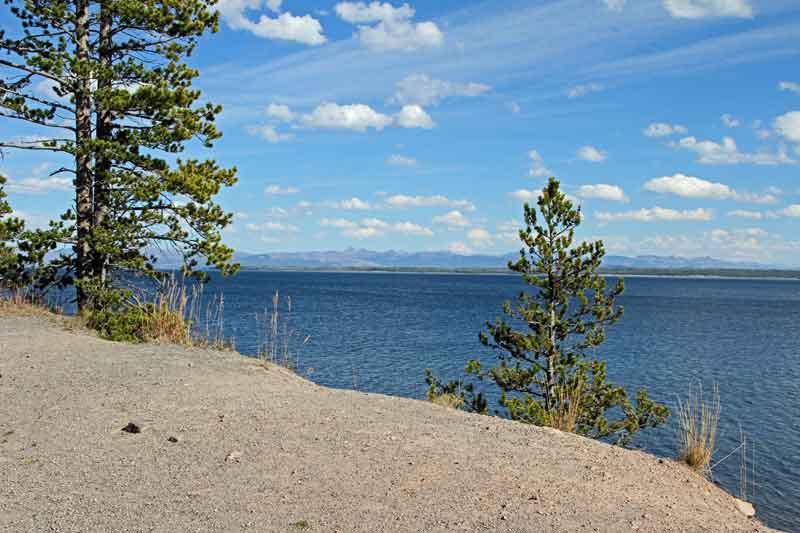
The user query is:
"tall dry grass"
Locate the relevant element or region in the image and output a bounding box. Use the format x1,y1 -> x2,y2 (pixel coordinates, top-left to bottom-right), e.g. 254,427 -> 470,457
677,383 -> 721,477
544,378 -> 586,433
0,289 -> 60,317
258,290 -> 309,369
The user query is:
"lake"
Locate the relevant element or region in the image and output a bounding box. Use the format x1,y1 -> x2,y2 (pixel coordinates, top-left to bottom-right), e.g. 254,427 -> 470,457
190,271 -> 799,532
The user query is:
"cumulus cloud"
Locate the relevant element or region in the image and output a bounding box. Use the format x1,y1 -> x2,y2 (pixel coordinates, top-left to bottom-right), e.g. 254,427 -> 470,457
328,197 -> 373,210
663,0 -> 753,19
217,0 -> 326,45
510,189 -> 538,202
671,136 -> 796,165
595,207 -> 713,222
2,164 -> 72,195
432,210 -> 471,228
577,184 -> 628,202
528,149 -> 553,177
265,184 -> 300,195
643,122 -> 688,137
394,74 -> 490,106
774,111 -> 800,143
266,103 -> 295,122
728,209 -> 764,219
721,113 -> 741,128
394,104 -> 435,129
303,102 -> 394,132
577,145 -> 607,162
773,204 -> 800,217
447,242 -> 472,255
644,173 -> 777,204
779,81 -> 800,95
335,1 -> 443,51
385,194 -> 475,211
325,216 -> 433,238
247,124 -> 295,143
321,218 -> 358,228
567,83 -> 604,99
467,228 -> 493,247
246,221 -> 299,232
387,154 -> 418,166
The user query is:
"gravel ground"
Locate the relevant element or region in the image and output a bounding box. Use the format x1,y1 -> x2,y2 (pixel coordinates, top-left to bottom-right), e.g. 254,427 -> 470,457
0,315 -> 776,532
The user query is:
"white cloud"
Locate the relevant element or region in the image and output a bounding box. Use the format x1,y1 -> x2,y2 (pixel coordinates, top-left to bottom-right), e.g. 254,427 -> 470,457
644,173 -> 777,204
394,74 -> 490,106
467,228 -> 493,247
361,217 -> 389,228
247,124 -> 295,143
528,149 -> 553,177
394,221 -> 433,236
433,210 -> 471,228
321,217 -> 358,228
510,189 -> 538,202
385,194 -> 475,211
577,145 -> 607,162
394,105 -> 435,129
728,209 -> 764,219
335,2 -> 443,52
2,164 -> 71,195
344,226 -> 384,239
672,136 -> 796,165
663,0 -> 753,19
721,113 -> 741,128
246,221 -> 299,232
577,184 -> 628,202
266,0 -> 281,12
302,102 -> 393,132
595,206 -> 713,222
774,111 -> 800,143
643,122 -> 688,137
773,204 -> 800,218
387,154 -> 418,166
266,103 -> 295,122
217,0 -> 326,45
779,81 -> 800,95
603,0 -> 626,11
4,175 -> 72,195
507,102 -> 521,114
567,83 -> 603,99
330,197 -> 372,210
265,184 -> 300,195
448,242 -> 472,255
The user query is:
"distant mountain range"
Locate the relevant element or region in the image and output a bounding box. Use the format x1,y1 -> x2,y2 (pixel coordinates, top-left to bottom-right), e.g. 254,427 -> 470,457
226,248 -> 771,271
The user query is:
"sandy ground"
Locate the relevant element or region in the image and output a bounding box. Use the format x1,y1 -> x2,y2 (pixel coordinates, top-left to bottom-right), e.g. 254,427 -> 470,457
0,315 -> 776,532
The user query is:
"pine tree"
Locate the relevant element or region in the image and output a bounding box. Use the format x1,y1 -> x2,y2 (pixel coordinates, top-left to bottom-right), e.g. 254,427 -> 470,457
0,175 -> 25,282
427,178 -> 668,445
0,0 -> 238,311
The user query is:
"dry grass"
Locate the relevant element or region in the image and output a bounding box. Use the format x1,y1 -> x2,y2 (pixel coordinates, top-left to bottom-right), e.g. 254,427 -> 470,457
0,291 -> 59,318
544,378 -> 586,433
677,383 -> 721,477
258,290 -> 309,369
430,393 -> 465,410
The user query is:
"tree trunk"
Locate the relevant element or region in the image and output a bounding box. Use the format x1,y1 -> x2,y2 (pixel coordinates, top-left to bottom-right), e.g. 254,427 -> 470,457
93,5 -> 112,286
546,303 -> 557,411
74,0 -> 93,312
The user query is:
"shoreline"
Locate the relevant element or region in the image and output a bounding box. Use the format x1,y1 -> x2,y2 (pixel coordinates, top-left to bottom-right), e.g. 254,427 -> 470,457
0,314 -> 775,532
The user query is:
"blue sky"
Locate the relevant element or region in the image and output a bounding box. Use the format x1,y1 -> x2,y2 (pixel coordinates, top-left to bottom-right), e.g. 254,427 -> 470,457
3,0 -> 800,265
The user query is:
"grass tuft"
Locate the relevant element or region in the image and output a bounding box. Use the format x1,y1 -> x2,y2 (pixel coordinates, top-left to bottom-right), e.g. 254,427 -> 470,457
677,383 -> 720,477
430,392 -> 465,410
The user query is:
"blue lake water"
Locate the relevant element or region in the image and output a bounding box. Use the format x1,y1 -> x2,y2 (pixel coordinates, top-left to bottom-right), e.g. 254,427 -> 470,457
172,272 -> 800,531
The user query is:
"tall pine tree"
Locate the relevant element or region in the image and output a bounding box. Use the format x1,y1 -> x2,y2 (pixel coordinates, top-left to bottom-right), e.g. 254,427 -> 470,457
427,178 -> 668,445
0,0 -> 238,310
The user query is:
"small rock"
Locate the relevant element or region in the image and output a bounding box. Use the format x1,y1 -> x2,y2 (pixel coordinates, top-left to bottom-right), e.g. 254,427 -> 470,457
733,498 -> 755,518
121,422 -> 141,434
225,450 -> 243,463
167,436 -> 179,443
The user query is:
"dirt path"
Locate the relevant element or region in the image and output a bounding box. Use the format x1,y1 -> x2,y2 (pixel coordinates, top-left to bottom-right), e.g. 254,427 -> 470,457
0,316 -> 775,532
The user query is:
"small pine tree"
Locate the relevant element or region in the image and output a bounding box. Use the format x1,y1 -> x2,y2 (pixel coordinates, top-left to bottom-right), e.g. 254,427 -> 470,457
427,178 -> 668,445
0,175 -> 24,283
